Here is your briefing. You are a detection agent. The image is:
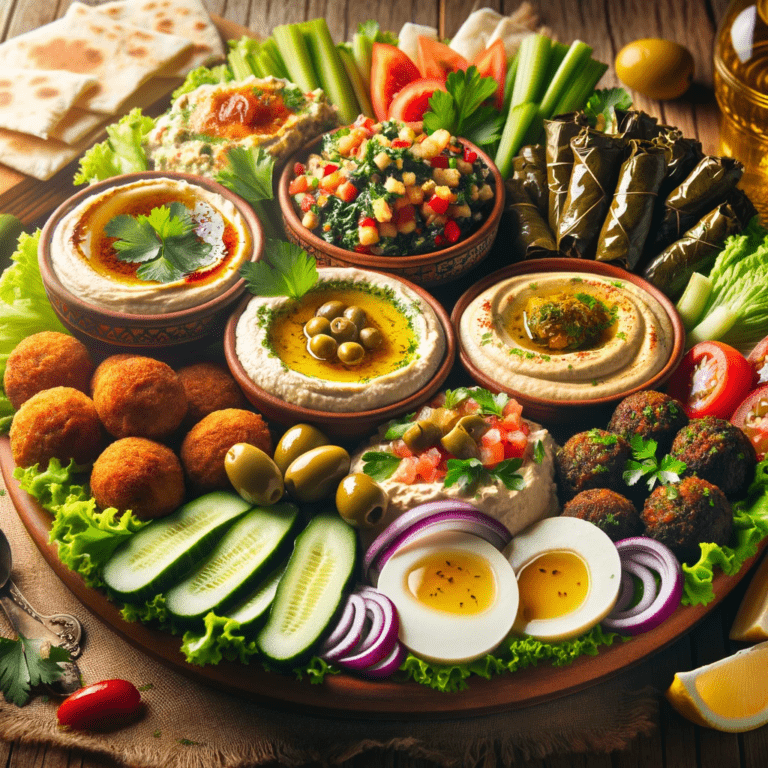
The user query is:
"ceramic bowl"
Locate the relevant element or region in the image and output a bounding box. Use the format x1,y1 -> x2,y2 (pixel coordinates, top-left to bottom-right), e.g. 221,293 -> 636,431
278,134 -> 504,288
223,269 -> 456,440
451,258 -> 686,425
38,171 -> 263,351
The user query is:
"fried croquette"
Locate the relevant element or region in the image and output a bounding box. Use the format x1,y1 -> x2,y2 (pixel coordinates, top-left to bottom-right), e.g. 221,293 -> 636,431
90,437 -> 184,519
92,355 -> 187,440
180,408 -> 271,490
4,331 -> 94,410
608,390 -> 688,454
561,488 -> 643,541
10,386 -> 102,468
176,361 -> 246,426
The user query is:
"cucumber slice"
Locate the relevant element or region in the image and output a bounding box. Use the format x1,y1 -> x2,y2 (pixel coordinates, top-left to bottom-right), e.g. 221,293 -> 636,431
676,272 -> 712,331
103,491 -> 251,602
166,503 -> 299,623
226,565 -> 285,633
257,514 -> 357,666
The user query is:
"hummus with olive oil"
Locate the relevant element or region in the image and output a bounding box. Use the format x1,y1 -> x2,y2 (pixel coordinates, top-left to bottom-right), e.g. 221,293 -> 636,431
458,273 -> 674,400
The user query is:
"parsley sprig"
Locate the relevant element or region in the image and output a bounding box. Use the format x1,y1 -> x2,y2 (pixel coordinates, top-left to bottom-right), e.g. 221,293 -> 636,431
0,634 -> 73,706
361,451 -> 402,481
622,434 -> 686,491
584,87 -> 632,133
443,387 -> 509,416
444,457 -> 525,493
240,239 -> 318,299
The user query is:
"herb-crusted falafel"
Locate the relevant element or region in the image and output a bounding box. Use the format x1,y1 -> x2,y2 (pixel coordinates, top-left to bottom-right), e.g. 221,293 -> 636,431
561,488 -> 642,541
608,390 -> 688,453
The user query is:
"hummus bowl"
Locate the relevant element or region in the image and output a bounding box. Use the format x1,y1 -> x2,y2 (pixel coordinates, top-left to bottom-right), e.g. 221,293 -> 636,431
39,171 -> 264,350
278,131 -> 504,288
452,259 -> 685,424
224,267 -> 456,439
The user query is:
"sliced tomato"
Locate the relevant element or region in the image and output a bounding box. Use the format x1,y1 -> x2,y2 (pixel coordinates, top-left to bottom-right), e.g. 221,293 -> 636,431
370,43 -> 421,122
472,39 -> 506,111
731,384 -> 768,460
387,77 -> 446,121
417,36 -> 468,80
666,341 -> 755,420
748,334 -> 768,386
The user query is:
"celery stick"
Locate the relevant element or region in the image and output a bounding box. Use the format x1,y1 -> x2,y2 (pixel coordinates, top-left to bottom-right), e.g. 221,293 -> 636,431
538,40 -> 593,119
676,272 -> 713,331
260,37 -> 290,80
338,45 -> 374,118
553,58 -> 608,115
511,34 -> 551,109
686,305 -> 738,349
353,32 -> 374,84
544,41 -> 569,84
302,19 -> 360,124
228,37 -> 262,80
495,102 -> 538,179
273,24 -> 319,92
502,53 -> 519,113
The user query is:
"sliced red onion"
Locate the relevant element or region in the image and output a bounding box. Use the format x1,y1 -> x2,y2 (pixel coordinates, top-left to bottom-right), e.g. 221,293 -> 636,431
321,594 -> 366,661
366,509 -> 512,586
616,558 -> 657,619
363,500 -> 480,580
337,591 -> 399,670
359,641 -> 407,679
354,597 -> 385,655
613,571 -> 635,614
320,593 -> 357,653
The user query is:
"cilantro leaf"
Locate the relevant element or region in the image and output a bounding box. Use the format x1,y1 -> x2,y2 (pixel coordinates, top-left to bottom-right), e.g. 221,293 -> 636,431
0,636 -> 30,706
383,413 -> 415,440
361,451 -> 402,481
443,387 -> 473,410
489,458 -> 525,490
443,458 -> 485,491
629,433 -> 658,461
24,639 -> 71,689
533,440 -> 545,464
105,214 -> 161,263
584,87 -> 632,132
240,239 -> 318,299
468,388 -> 509,417
216,146 -> 274,205
622,459 -> 650,488
623,435 -> 686,491
658,454 -> 687,486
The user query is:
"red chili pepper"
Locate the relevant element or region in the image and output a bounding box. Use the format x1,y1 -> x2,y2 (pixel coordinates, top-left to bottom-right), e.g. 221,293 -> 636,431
445,219 -> 461,243
462,146 -> 477,164
430,156 -> 449,168
359,217 -> 377,228
322,163 -> 339,176
293,161 -> 306,176
427,195 -> 450,215
57,680 -> 142,732
391,139 -> 411,148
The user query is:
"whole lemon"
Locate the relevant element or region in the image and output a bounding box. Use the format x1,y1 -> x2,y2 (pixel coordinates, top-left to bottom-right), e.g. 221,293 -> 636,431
615,38 -> 694,100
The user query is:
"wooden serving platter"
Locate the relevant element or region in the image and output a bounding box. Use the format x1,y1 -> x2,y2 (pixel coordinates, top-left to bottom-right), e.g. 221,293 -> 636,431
2,435 -> 765,719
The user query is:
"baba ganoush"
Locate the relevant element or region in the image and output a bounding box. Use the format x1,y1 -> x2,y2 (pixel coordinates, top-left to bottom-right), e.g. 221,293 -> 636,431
50,177 -> 253,314
458,272 -> 674,400
235,267 -> 446,411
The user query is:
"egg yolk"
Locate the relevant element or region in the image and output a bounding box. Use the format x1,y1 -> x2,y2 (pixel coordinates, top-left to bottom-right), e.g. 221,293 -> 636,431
517,550 -> 589,621
406,549 -> 496,615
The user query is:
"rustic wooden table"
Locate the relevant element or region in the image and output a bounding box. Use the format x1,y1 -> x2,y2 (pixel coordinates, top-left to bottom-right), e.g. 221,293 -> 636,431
1,0 -> 766,767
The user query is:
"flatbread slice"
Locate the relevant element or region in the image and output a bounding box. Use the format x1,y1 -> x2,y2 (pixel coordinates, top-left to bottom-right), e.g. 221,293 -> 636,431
0,6 -> 193,114
0,67 -> 98,139
75,0 -> 225,76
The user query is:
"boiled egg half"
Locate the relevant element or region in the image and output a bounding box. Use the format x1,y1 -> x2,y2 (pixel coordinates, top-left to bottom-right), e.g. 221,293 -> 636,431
506,516 -> 622,642
376,529 -> 519,664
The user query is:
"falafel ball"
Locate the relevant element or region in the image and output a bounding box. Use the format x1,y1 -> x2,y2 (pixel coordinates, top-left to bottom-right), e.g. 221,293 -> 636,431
670,416 -> 756,498
176,361 -> 247,426
561,488 -> 643,541
608,390 -> 688,453
4,331 -> 94,410
92,355 -> 187,440
180,408 -> 272,491
10,386 -> 102,468
555,428 -> 632,500
641,476 -> 732,563
90,437 -> 184,519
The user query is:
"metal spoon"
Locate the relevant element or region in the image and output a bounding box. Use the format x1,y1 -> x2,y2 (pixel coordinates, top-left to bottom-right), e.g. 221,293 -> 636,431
0,529 -> 83,695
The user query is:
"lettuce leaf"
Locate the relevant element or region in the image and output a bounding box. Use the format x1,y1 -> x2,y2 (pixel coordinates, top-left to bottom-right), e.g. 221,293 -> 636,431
172,63 -> 232,100
180,613 -> 259,666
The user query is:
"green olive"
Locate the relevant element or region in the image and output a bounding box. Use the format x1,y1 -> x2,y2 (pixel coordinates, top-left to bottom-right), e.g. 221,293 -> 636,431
225,443 -> 284,505
440,424 -> 480,459
455,415 -> 490,441
308,333 -> 337,360
304,316 -> 331,338
343,305 -> 366,329
330,316 -> 358,343
335,473 -> 389,528
430,407 -> 460,435
315,300 -> 346,321
337,341 -> 365,365
284,445 -> 351,503
273,423 -> 329,474
615,39 -> 694,101
358,326 -> 383,351
402,420 -> 442,452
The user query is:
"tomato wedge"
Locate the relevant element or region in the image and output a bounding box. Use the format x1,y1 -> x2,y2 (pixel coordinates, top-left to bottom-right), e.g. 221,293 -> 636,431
666,341 -> 755,420
732,384 -> 768,460
417,36 -> 468,80
388,77 -> 446,121
472,39 -> 506,111
370,43 -> 421,122
748,334 -> 768,386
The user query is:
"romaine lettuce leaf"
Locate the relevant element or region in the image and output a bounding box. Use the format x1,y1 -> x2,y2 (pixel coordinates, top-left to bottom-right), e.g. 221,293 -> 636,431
172,63 -> 232,100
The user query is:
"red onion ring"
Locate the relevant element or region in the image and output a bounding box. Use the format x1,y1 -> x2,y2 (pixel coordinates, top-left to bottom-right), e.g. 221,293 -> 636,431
355,597 -> 385,655
320,593 -> 366,661
359,641 -> 407,679
616,558 -> 657,619
613,571 -> 635,614
337,591 -> 399,670
320,593 -> 357,653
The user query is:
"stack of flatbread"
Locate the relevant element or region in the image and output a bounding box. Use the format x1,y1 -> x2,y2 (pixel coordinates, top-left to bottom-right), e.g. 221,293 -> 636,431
0,0 -> 226,181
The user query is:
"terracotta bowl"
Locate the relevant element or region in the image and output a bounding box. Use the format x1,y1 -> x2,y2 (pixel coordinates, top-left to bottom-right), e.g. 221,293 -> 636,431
38,171 -> 264,351
451,258 -> 686,426
223,269 -> 456,440
278,134 -> 504,288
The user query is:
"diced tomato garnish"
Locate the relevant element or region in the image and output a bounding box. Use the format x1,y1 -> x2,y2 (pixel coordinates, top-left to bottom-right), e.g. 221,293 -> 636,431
462,146 -> 477,164
502,398 -> 524,424
427,195 -> 450,214
354,115 -> 376,133
293,162 -> 306,176
393,456 -> 419,484
299,194 -> 315,212
430,155 -> 449,168
323,163 -> 339,176
504,430 -> 528,460
391,138 -> 412,148
391,440 -> 414,459
481,428 -> 502,447
336,181 -> 358,202
480,442 -> 505,469
359,216 -> 377,228
444,219 -> 461,243
288,175 -> 309,195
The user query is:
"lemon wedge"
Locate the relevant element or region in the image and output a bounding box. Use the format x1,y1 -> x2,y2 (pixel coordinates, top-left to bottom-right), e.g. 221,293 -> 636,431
666,641 -> 768,732
730,553 -> 768,642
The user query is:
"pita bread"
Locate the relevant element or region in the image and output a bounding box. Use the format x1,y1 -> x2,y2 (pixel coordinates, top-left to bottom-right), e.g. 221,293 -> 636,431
0,6 -> 193,114
74,0 -> 225,76
0,67 -> 98,139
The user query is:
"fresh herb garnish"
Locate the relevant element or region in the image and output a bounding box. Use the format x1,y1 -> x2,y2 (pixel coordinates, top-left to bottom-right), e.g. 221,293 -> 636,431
533,440 -> 545,464
105,202 -> 214,283
240,239 -> 318,299
423,66 -> 505,149
444,387 -> 509,416
361,451 -> 402,481
357,20 -> 398,46
216,146 -> 274,205
280,86 -> 307,112
383,413 -> 416,441
622,434 -> 686,491
587,428 -> 618,446
584,87 -> 632,132
444,457 -> 525,492
0,634 -> 73,706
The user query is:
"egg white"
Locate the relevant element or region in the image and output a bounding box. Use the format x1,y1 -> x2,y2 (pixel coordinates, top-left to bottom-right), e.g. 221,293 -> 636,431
505,516 -> 622,642
377,530 -> 519,664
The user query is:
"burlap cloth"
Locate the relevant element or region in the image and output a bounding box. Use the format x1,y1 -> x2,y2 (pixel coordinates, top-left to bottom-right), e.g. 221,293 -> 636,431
0,473 -> 661,768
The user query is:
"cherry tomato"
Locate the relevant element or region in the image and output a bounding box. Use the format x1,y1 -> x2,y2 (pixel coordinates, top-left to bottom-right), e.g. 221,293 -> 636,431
748,334 -> 768,386
731,384 -> 768,460
666,341 -> 754,419
57,679 -> 142,731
